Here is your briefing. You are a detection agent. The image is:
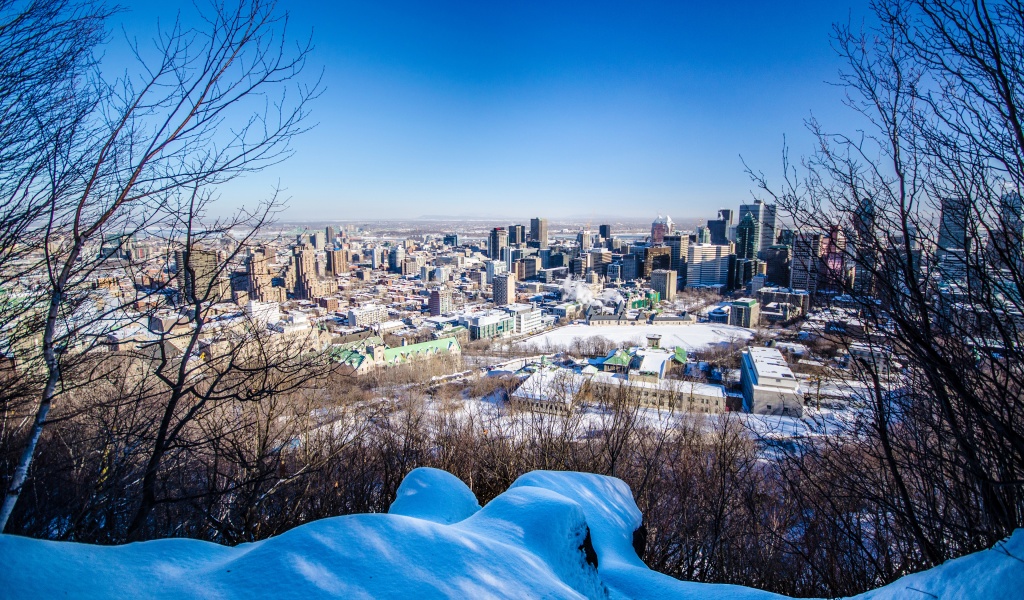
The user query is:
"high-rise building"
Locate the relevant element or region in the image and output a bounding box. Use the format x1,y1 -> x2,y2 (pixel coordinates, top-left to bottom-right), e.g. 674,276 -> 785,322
664,234 -> 688,281
738,201 -> 765,255
763,245 -> 792,288
485,259 -> 506,284
428,288 -> 454,316
642,246 -> 671,278
489,227 -> 508,260
176,247 -> 226,304
790,232 -> 824,296
529,217 -> 548,249
325,226 -> 336,243
650,269 -> 677,302
938,196 -> 971,257
651,215 -> 673,244
707,209 -> 733,246
509,224 -> 526,245
686,244 -> 731,287
759,203 -> 777,255
735,213 -> 758,260
388,245 -> 405,273
293,244 -> 321,299
599,224 -> 612,240
326,248 -> 347,277
443,233 -> 459,247
851,196 -> 877,294
493,272 -> 516,306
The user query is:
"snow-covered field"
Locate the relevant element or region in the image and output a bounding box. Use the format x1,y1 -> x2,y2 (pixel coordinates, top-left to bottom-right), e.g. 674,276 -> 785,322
519,323 -> 754,352
2,467 -> 1020,599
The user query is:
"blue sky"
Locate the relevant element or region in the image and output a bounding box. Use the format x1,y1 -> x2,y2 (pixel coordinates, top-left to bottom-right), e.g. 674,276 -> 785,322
113,1 -> 872,221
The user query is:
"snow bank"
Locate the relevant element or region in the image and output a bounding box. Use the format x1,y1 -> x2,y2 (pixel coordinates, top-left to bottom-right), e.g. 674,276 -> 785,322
388,467 -> 480,524
1,469 -> 1019,599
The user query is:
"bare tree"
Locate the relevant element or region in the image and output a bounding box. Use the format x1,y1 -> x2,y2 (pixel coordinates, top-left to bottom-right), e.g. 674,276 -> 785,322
747,0 -> 1024,573
1,0 -> 320,531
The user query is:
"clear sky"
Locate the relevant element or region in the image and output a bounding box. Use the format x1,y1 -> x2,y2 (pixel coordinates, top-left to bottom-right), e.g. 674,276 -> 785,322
113,1 -> 873,221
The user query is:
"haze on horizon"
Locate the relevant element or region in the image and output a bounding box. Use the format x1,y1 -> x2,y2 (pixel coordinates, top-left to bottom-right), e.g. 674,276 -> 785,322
116,1 -> 872,220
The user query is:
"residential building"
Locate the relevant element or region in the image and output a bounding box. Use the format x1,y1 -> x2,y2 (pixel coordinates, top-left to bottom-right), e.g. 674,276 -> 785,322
493,271 -> 516,306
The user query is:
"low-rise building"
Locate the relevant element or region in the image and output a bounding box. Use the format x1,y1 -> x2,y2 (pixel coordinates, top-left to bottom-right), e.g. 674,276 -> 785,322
740,346 -> 803,416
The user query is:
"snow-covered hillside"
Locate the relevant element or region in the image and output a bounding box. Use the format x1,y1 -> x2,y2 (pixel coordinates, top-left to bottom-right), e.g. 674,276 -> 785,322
1,468 -> 1020,599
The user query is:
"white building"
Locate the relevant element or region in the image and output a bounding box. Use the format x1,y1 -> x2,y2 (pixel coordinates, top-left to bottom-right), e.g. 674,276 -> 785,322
348,304 -> 389,327
740,346 -> 803,416
686,244 -> 731,287
503,303 -> 544,335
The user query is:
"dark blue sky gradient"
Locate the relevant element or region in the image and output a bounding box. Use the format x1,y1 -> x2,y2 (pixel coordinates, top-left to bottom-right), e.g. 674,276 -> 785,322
113,1 -> 873,221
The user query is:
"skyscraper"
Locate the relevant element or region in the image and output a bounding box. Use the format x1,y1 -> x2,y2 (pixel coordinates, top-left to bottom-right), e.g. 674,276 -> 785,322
664,234 -> 688,280
388,245 -> 405,273
759,203 -> 777,254
790,232 -> 824,296
735,213 -> 758,260
529,217 -> 548,249
686,244 -> 731,286
599,224 -> 612,240
509,224 -> 526,245
651,215 -> 673,244
707,209 -> 733,246
489,227 -> 508,260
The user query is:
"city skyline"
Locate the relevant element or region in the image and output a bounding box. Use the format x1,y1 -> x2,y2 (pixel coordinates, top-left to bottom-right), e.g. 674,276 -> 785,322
111,0 -> 872,220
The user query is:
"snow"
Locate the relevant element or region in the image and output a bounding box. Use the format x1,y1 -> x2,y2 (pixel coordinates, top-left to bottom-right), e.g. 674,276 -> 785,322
388,467 -> 481,524
1,469 -> 1020,599
520,323 -> 753,352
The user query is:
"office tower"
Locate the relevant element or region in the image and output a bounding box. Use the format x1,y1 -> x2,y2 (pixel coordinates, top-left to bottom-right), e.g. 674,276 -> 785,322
820,224 -> 848,293
493,272 -> 516,306
938,196 -> 971,257
735,213 -> 758,260
650,269 -> 677,302
509,224 -> 526,245
489,227 -> 508,260
759,203 -> 777,255
599,224 -> 612,240
777,228 -> 797,248
622,254 -> 639,281
733,258 -> 760,289
989,192 -> 1024,272
326,248 -> 347,277
576,229 -> 594,254
176,247 -> 225,303
428,288 -> 454,316
388,245 -> 405,273
707,209 -> 733,246
852,196 -> 877,294
443,233 -> 459,247
763,245 -> 792,287
790,232 -> 824,295
643,246 -> 671,278
651,215 -> 673,244
529,217 -> 549,249
664,234 -> 688,281
607,263 -> 622,281
325,226 -> 336,243
686,244 -> 731,286
738,201 -> 764,255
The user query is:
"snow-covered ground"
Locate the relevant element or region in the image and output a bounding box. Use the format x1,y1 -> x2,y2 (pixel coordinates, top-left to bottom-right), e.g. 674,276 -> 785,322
519,323 -> 754,352
2,467 -> 1020,599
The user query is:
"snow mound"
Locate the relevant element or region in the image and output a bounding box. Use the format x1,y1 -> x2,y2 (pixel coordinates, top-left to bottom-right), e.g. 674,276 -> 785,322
388,467 -> 481,524
851,529 -> 1024,600
0,468 -> 1019,600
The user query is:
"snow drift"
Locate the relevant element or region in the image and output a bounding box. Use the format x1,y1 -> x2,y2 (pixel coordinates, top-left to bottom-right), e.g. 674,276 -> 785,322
1,468 -> 1021,599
